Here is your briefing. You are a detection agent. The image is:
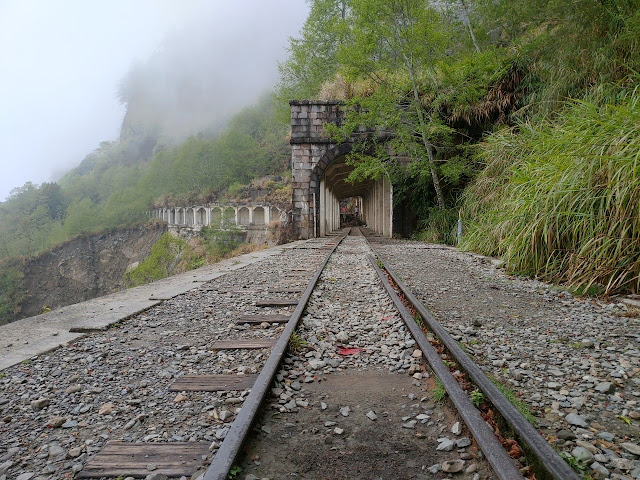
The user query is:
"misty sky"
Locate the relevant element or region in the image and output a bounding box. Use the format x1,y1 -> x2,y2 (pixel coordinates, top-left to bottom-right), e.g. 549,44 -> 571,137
0,1 -> 309,201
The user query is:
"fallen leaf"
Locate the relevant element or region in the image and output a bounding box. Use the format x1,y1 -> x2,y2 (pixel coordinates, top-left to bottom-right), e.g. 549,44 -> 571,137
337,347 -> 365,356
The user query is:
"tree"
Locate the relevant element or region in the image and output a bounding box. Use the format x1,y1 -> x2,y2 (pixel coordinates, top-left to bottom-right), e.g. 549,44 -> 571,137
335,0 -> 452,208
277,0 -> 352,106
39,182 -> 67,220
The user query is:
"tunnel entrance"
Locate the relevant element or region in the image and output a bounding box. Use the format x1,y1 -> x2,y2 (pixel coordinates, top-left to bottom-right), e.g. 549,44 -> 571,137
290,100 -> 395,239
316,153 -> 392,236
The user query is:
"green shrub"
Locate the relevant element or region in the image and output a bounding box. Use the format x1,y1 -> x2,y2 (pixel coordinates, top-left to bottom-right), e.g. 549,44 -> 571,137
123,233 -> 189,287
413,207 -> 459,245
0,260 -> 25,324
462,86 -> 640,294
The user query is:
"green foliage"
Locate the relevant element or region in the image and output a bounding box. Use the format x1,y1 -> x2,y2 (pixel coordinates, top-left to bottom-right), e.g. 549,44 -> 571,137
123,233 -> 190,287
200,224 -> 243,259
560,452 -> 588,473
331,0 -> 454,208
288,332 -> 307,354
470,388 -> 485,407
432,376 -> 447,403
0,94 -> 289,262
489,377 -> 537,424
413,208 -> 459,246
0,259 -> 25,325
227,465 -> 242,479
276,0 -> 352,118
462,88 -> 640,294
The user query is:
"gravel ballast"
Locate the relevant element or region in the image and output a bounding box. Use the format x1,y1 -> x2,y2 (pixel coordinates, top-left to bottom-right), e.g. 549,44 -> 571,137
374,239 -> 640,480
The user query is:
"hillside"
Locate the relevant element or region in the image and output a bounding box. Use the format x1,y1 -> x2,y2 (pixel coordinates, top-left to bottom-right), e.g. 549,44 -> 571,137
1,0 -> 638,326
275,0 -> 639,295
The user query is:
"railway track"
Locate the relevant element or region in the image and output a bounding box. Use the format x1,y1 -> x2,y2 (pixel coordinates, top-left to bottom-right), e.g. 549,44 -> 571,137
204,228 -> 578,479
0,231 -> 583,480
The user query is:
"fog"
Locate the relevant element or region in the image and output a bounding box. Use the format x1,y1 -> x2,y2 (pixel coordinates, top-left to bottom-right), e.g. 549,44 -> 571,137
0,0 -> 309,201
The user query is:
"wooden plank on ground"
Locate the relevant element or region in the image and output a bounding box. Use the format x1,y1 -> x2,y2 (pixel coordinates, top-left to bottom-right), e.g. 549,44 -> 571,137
267,287 -> 303,293
210,339 -> 277,350
256,299 -> 299,307
169,374 -> 258,392
77,441 -> 209,478
236,314 -> 290,324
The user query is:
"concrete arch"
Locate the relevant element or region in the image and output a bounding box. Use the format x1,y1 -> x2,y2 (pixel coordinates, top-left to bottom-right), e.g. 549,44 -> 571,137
186,208 -> 194,226
270,206 -> 281,222
223,207 -> 236,225
177,208 -> 185,225
170,209 -> 176,225
211,207 -> 222,225
253,206 -> 265,226
238,207 -> 250,226
195,207 -> 206,225
308,143 -> 391,237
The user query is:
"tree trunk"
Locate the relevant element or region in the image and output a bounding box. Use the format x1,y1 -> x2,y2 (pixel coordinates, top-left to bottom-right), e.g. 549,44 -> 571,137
402,52 -> 447,209
460,0 -> 481,54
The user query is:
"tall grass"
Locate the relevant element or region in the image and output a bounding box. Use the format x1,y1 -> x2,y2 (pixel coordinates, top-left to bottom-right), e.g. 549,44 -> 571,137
413,207 -> 459,245
461,87 -> 640,294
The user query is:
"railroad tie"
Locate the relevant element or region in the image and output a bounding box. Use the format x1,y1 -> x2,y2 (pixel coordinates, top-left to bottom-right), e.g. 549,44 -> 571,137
209,339 -> 277,350
236,314 -> 290,324
77,442 -> 209,478
255,299 -> 299,307
267,287 -> 303,293
169,374 -> 258,392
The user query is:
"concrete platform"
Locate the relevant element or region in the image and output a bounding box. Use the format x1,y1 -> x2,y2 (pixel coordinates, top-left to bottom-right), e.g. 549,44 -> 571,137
0,240 -> 310,370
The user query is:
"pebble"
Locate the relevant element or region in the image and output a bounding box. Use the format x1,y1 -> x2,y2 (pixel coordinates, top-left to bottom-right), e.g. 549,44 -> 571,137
145,474 -> 169,480
620,442 -> 640,456
456,437 -> 472,448
441,459 -> 465,473
30,398 -> 49,410
65,384 -> 82,394
565,413 -> 588,428
436,438 -> 454,451
451,421 -> 461,435
571,446 -> 594,463
99,402 -> 116,414
335,331 -> 349,343
339,406 -> 350,417
47,416 -> 66,428
366,411 -> 377,421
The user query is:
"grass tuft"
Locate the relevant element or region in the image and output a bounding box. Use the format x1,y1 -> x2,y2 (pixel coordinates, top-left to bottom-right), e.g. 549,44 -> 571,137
461,85 -> 640,295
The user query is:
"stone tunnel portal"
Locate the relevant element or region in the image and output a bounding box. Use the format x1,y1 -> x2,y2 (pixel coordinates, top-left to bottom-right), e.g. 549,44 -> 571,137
290,100 -> 393,239
318,152 -> 392,237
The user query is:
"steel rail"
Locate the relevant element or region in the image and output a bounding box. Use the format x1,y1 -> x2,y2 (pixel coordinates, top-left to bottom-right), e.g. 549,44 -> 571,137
369,255 -> 526,480
203,234 -> 347,480
370,248 -> 581,480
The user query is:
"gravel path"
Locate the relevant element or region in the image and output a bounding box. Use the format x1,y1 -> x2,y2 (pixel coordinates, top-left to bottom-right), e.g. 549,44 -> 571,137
374,239 -> 640,480
236,234 -> 493,480
0,241 -> 331,480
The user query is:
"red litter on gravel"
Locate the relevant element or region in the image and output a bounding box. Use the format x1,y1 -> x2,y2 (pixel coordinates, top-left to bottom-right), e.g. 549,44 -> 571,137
337,347 -> 366,355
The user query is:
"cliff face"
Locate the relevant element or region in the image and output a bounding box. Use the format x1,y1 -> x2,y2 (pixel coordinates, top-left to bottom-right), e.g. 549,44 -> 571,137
15,223 -> 166,321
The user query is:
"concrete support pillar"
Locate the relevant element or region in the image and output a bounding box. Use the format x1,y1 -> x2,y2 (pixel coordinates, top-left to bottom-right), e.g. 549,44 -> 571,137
249,207 -> 254,225
382,176 -> 391,237
234,207 -> 238,225
319,180 -> 326,236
